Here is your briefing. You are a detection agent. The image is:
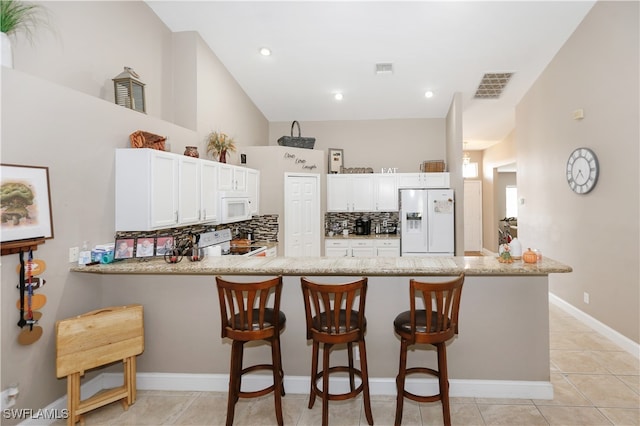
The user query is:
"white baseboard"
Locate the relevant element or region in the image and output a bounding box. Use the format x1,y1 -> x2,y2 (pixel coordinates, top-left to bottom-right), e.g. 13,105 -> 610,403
549,293 -> 640,358
21,373 -> 552,425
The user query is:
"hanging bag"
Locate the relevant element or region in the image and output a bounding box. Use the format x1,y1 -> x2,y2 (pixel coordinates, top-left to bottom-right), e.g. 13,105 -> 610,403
277,121 -> 315,149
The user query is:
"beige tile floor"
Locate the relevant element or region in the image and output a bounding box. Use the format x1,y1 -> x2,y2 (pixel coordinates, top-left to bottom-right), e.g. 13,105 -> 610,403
58,304 -> 639,425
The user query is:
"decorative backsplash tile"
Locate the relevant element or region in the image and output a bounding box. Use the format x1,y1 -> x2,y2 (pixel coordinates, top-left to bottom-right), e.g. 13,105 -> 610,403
114,214 -> 279,256
325,211 -> 399,235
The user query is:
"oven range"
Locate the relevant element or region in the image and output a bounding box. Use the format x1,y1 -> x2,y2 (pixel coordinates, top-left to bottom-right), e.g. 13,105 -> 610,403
198,229 -> 267,257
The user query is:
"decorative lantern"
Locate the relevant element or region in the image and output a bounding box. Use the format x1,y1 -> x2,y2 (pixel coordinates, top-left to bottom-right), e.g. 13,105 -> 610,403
113,67 -> 146,113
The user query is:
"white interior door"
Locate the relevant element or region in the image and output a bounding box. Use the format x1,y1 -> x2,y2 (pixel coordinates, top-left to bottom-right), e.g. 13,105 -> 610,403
464,180 -> 483,252
284,173 -> 321,256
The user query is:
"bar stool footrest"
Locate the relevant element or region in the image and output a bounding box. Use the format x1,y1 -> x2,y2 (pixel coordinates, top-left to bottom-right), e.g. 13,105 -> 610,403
237,363 -> 283,399
399,366 -> 447,403
313,366 -> 365,401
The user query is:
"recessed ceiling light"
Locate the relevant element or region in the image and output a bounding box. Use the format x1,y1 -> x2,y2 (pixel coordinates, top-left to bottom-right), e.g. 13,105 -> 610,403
425,90 -> 434,98
259,47 -> 271,56
334,93 -> 343,101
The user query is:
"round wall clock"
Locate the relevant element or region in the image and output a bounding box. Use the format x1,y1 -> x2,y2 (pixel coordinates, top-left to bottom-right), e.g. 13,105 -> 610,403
566,147 -> 599,194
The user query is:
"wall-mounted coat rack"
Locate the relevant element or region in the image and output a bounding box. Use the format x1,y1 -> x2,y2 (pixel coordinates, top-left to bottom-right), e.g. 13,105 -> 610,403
1,238 -> 46,256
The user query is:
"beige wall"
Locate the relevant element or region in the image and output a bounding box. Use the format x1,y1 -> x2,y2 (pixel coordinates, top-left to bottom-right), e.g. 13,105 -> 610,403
269,118 -> 446,173
515,1 -> 639,343
1,1 -> 268,417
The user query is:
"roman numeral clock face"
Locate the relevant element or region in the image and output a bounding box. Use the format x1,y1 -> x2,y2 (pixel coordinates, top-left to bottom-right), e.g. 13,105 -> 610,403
566,148 -> 599,194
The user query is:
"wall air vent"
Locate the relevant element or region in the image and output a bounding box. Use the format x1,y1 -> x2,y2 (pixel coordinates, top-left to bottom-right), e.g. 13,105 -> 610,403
375,63 -> 393,75
474,73 -> 514,99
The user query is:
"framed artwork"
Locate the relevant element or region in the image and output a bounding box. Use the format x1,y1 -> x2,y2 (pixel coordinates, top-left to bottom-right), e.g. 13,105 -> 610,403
114,238 -> 134,259
1,164 -> 54,243
135,237 -> 156,258
155,236 -> 174,256
328,148 -> 344,174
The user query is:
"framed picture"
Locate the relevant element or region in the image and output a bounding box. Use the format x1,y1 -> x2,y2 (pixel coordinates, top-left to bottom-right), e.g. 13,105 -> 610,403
114,238 -> 134,259
328,148 -> 344,174
135,237 -> 156,258
1,164 -> 54,243
156,235 -> 174,256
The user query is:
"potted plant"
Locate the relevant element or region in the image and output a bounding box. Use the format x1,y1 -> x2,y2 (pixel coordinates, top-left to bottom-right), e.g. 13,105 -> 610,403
205,131 -> 236,163
1,0 -> 47,68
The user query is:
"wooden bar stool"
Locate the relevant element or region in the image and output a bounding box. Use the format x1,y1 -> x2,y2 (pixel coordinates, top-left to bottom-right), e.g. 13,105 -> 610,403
301,277 -> 374,426
55,304 -> 144,426
393,274 -> 464,426
216,276 -> 286,426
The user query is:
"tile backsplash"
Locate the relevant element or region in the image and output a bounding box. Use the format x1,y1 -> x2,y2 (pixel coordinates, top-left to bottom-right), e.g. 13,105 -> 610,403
114,214 -> 279,257
325,212 -> 399,235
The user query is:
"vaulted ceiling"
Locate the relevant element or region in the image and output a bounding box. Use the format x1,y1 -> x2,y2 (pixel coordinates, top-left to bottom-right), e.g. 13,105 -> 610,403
146,1 -> 595,150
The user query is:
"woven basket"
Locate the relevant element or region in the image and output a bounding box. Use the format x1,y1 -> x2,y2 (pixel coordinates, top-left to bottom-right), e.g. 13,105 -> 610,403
421,160 -> 446,172
277,121 -> 315,149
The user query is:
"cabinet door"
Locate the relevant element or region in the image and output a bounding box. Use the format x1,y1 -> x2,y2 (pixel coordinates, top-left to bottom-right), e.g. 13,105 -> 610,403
150,152 -> 179,229
350,239 -> 374,257
327,175 -> 351,212
200,160 -> 218,223
233,166 -> 248,192
325,247 -> 350,257
351,175 -> 374,211
374,174 -> 398,211
178,156 -> 201,225
247,169 -> 259,216
376,247 -> 400,257
218,163 -> 234,191
396,173 -> 424,188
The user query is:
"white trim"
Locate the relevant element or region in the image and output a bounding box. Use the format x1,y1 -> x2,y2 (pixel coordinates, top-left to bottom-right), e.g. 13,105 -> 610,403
549,293 -> 640,358
22,373 -> 551,425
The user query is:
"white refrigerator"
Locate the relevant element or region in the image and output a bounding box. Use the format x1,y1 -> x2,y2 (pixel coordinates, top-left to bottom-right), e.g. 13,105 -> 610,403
400,189 -> 455,256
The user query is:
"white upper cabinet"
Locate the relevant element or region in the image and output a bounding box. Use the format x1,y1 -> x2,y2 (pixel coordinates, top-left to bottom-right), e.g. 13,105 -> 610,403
115,149 -> 258,231
247,168 -> 260,216
178,156 -> 201,226
200,160 -> 218,223
326,174 -> 374,212
218,163 -> 248,192
327,174 -> 397,212
374,174 -> 398,211
396,172 -> 450,189
116,148 -> 179,231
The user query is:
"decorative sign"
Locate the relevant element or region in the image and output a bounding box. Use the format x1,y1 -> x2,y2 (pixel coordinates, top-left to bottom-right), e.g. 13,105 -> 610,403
381,167 -> 398,173
283,152 -> 318,171
328,148 -> 343,173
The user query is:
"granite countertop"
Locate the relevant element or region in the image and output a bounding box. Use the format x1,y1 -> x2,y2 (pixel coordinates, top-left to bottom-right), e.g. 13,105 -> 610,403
71,255 -> 571,277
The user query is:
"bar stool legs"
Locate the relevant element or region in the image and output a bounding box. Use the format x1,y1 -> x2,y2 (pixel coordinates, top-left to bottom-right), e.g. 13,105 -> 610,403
216,276 -> 286,426
301,277 -> 374,426
393,274 -> 464,426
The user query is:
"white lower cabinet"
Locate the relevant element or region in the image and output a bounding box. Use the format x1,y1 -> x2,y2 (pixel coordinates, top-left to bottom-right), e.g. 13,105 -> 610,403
374,239 -> 401,257
325,238 -> 399,257
350,239 -> 375,257
325,239 -> 351,257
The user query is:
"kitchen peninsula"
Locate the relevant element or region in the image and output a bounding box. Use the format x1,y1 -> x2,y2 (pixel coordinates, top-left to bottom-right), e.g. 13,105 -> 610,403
72,255 -> 571,399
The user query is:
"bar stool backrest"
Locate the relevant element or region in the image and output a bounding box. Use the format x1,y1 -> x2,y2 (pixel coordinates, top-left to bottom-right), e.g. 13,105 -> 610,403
409,274 -> 464,344
301,277 -> 368,344
216,276 -> 283,341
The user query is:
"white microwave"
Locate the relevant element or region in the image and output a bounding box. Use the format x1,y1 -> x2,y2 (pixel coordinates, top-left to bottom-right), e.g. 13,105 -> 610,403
219,192 -> 251,224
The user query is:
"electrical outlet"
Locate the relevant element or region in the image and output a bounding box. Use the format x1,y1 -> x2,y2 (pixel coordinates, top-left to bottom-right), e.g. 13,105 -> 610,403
69,247 -> 79,263
583,292 -> 590,304
354,346 -> 360,361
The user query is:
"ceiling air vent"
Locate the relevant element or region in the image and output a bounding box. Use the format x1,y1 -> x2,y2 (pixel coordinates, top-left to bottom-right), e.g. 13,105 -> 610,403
474,73 -> 514,99
375,63 -> 393,75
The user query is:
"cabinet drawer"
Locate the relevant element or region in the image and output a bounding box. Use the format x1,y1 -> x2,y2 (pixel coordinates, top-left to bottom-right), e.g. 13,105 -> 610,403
350,240 -> 374,248
374,239 -> 400,248
325,239 -> 349,248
